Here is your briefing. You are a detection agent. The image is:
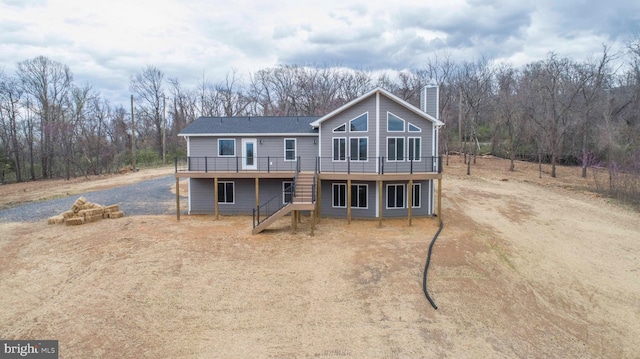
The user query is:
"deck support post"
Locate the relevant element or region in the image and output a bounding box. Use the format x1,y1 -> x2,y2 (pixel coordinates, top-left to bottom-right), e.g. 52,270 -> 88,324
176,177 -> 180,221
408,179 -> 413,226
347,179 -> 352,224
378,180 -> 383,227
311,210 -> 315,236
214,177 -> 219,220
438,177 -> 443,224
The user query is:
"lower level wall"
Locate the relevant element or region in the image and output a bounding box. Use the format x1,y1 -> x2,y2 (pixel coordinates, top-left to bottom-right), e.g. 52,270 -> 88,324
320,180 -> 434,218
189,177 -> 435,218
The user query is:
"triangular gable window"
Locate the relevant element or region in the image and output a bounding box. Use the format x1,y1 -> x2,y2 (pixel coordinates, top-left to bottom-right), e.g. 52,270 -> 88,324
388,113 -> 405,132
349,113 -> 368,132
333,123 -> 346,132
408,122 -> 421,132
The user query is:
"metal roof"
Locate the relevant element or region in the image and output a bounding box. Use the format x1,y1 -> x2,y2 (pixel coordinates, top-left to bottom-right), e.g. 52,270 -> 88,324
179,116 -> 320,136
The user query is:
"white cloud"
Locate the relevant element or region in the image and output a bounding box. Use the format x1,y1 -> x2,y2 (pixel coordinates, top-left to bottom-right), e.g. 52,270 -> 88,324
0,0 -> 638,104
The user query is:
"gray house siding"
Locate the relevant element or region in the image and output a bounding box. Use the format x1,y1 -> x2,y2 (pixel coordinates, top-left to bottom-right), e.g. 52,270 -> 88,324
319,179 -> 433,218
378,96 -> 436,173
320,180 -> 378,218
190,177 -> 294,215
319,96 -> 377,173
187,135 -> 317,172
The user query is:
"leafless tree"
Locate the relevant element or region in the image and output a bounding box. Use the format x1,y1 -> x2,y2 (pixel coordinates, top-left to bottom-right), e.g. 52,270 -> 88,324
130,65 -> 165,157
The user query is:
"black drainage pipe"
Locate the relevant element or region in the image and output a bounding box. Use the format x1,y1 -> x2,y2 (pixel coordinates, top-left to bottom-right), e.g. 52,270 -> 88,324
423,219 -> 444,310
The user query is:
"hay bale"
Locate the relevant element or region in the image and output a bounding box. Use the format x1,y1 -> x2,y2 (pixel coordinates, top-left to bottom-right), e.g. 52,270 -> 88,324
47,215 -> 65,225
85,213 -> 103,223
103,204 -> 120,213
65,217 -> 85,226
109,211 -> 125,219
62,210 -> 75,219
79,208 -> 104,218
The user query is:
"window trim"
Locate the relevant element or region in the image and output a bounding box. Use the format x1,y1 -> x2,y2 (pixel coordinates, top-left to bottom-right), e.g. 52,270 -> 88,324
386,183 -> 405,209
217,181 -> 235,204
351,183 -> 368,209
284,138 -> 296,161
408,122 -> 422,132
333,137 -> 347,162
283,181 -> 293,204
349,137 -> 368,162
349,112 -> 368,132
332,183 -> 346,208
387,112 -> 405,132
333,123 -> 346,133
412,183 -> 421,208
387,137 -> 405,162
408,137 -> 422,161
218,138 -> 236,157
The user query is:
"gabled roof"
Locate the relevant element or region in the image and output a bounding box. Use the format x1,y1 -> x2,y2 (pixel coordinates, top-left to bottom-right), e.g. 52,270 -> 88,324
179,116 -> 320,137
309,87 -> 444,128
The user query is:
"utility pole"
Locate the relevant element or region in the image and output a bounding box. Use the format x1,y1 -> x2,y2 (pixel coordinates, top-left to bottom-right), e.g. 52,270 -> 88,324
131,95 -> 136,171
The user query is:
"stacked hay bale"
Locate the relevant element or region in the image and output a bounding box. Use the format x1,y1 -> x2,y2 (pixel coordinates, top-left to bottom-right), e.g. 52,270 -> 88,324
47,197 -> 125,225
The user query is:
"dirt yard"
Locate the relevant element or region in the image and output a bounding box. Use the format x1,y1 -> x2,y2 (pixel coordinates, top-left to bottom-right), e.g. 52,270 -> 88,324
1,158 -> 639,358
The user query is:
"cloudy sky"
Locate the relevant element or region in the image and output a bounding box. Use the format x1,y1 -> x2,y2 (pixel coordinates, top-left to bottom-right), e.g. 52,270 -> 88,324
1,0 -> 639,104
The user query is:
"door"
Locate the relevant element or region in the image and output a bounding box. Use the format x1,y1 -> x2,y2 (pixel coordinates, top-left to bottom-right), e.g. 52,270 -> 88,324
242,138 -> 257,170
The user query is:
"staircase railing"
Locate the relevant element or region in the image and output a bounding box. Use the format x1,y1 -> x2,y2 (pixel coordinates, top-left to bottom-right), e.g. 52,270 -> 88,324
252,156 -> 301,228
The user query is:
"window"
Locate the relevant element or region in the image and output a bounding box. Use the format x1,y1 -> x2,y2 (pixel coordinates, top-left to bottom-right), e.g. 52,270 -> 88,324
412,183 -> 421,208
388,113 -> 405,132
351,184 -> 368,209
387,137 -> 405,161
284,139 -> 296,161
332,183 -> 346,208
218,139 -> 235,156
283,181 -> 293,204
408,123 -> 421,132
332,183 -> 367,208
387,184 -> 405,209
349,113 -> 368,132
217,181 -> 234,204
408,137 -> 421,161
333,138 -> 346,161
333,123 -> 346,132
350,137 -> 368,161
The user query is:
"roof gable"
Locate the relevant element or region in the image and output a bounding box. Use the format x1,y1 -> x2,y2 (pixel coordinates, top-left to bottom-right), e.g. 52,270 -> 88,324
309,87 -> 443,128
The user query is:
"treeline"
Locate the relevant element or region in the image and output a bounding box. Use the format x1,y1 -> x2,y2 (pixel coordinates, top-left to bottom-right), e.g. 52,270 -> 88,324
1,40 -> 639,204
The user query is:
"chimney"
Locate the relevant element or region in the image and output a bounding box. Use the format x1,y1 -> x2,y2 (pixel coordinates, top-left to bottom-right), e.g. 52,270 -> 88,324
420,82 -> 439,120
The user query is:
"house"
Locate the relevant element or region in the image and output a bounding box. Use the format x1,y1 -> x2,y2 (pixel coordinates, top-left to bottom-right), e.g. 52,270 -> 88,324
174,86 -> 443,234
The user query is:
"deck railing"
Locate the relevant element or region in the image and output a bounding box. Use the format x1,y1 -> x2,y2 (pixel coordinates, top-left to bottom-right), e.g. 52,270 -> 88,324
176,156 -> 442,174
175,156 -> 299,173
316,156 -> 442,174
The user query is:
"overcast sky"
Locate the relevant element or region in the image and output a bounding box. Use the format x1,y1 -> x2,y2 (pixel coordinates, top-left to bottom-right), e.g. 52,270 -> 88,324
1,0 -> 639,104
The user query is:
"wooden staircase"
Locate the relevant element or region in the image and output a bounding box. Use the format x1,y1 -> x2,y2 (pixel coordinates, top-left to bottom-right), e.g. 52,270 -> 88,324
252,172 -> 316,234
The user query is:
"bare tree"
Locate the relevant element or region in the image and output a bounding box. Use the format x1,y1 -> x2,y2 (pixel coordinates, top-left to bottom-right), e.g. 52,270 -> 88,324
17,56 -> 73,178
0,71 -> 25,182
130,65 -> 164,157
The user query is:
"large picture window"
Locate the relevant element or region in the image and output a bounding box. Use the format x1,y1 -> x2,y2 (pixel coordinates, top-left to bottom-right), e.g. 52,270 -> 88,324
350,137 -> 368,161
217,181 -> 234,204
333,138 -> 346,161
387,137 -> 405,161
387,184 -> 405,209
218,139 -> 235,156
284,138 -> 296,161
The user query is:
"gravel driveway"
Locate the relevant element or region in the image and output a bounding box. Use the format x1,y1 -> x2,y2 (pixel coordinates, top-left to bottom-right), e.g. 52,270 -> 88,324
0,175 -> 185,223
